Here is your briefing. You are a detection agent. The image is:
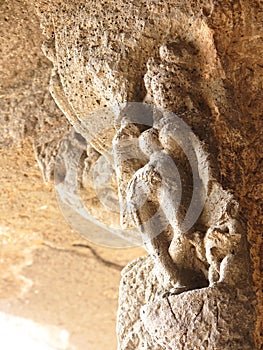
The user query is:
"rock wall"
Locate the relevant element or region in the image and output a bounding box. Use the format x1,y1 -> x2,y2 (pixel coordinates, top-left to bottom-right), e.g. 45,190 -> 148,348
0,2 -> 146,349
0,0 -> 70,182
1,0 -> 262,349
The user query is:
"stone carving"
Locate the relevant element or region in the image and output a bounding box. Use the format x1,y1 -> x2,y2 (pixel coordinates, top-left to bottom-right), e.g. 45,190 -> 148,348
113,106 -> 209,293
114,42 -> 255,349
110,40 -> 250,296
37,1 -> 258,349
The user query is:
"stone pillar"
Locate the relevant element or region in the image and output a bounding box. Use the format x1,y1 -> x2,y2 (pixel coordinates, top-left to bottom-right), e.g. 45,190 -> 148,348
36,1 -> 262,348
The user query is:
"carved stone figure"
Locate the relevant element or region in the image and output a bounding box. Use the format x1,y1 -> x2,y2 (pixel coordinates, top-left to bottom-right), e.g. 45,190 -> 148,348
36,1 -> 259,349
113,107 -> 209,293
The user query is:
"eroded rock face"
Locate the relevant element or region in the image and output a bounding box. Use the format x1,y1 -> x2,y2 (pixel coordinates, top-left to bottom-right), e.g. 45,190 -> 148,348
113,105 -> 255,349
141,285 -> 255,350
0,0 -> 70,183
35,1 -> 262,349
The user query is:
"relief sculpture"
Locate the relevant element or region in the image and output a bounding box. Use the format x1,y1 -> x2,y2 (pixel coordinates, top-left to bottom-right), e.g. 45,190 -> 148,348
37,2 -> 257,348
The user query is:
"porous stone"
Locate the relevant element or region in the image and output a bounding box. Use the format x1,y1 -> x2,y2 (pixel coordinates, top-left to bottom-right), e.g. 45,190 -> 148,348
141,285 -> 255,350
35,1 -> 261,349
3,0 -> 261,349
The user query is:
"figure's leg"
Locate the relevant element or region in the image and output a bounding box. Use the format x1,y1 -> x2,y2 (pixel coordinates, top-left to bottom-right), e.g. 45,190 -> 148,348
154,154 -> 208,290
126,164 -> 184,291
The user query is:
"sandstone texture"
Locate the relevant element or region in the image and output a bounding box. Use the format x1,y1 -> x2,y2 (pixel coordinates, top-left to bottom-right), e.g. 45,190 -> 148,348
0,0 -> 262,349
0,1 -> 143,349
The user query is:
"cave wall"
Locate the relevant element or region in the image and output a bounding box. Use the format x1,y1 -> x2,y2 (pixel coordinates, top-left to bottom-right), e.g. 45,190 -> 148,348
0,0 -> 262,349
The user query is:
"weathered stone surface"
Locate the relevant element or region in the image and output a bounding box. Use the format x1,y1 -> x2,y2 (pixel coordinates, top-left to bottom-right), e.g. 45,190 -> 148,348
117,256 -> 162,350
36,1 -> 259,348
0,2 -> 144,349
118,252 -> 255,350
35,0 -> 262,349
0,0 -> 70,182
0,0 -> 262,349
141,285 -> 255,350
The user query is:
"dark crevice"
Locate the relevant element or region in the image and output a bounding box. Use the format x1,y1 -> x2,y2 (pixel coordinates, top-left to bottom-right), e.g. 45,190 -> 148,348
41,241 -> 124,271
72,243 -> 124,271
166,297 -> 177,321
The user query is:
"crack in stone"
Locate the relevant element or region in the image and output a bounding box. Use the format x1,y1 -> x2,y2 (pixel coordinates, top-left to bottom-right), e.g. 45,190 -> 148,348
166,297 -> 177,321
72,243 -> 124,271
194,300 -> 204,321
41,241 -> 124,271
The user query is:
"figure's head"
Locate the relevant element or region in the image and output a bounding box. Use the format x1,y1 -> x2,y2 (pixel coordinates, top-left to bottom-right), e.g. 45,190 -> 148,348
138,128 -> 162,158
